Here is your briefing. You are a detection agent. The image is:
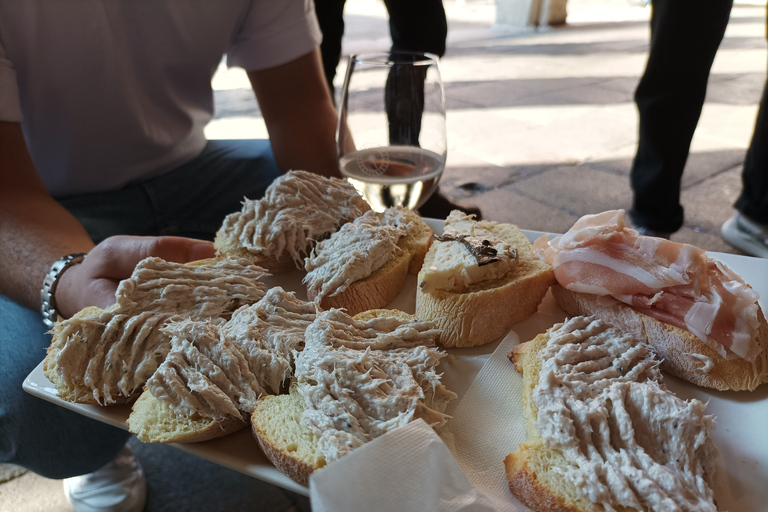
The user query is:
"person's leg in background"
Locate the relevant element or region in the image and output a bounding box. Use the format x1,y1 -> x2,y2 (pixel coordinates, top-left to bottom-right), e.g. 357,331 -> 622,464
629,0 -> 732,235
382,0 -> 482,218
315,0 -> 349,104
385,0 -> 447,57
723,6 -> 768,257
383,0 -> 447,147
1,138 -> 281,511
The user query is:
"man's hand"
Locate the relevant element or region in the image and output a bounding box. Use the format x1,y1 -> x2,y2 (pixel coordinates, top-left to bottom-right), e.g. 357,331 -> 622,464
56,236 -> 216,318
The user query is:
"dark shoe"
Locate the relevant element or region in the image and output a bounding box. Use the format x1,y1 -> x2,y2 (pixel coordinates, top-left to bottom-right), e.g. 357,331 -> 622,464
418,189 -> 482,220
632,225 -> 671,240
721,212 -> 768,258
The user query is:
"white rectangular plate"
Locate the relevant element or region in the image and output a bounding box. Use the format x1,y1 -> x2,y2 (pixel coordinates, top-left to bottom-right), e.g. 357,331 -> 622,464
23,222 -> 768,510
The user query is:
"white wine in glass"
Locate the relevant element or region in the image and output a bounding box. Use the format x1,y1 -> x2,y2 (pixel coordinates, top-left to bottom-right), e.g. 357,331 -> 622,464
337,52 -> 447,212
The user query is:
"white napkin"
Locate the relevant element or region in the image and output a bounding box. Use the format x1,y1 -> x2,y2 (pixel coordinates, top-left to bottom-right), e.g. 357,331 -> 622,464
439,331 -> 529,512
309,419 -> 498,512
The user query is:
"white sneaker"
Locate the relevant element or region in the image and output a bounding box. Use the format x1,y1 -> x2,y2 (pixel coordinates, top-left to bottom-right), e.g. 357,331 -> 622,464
63,444 -> 147,512
721,212 -> 768,258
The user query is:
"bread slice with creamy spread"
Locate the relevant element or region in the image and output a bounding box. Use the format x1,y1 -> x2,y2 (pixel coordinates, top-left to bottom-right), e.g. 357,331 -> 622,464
251,308 -> 456,486
415,211 -> 555,347
44,257 -> 267,405
552,284 -> 768,391
304,207 -> 432,316
214,170 -> 371,272
505,317 -> 718,512
128,287 -> 317,444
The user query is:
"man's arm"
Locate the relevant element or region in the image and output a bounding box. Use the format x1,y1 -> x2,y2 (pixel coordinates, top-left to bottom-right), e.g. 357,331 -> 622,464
0,122 -> 215,318
0,122 -> 95,310
248,48 -> 340,178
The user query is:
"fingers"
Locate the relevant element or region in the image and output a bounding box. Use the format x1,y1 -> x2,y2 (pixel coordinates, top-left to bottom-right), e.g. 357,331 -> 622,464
90,236 -> 216,280
54,235 -> 216,317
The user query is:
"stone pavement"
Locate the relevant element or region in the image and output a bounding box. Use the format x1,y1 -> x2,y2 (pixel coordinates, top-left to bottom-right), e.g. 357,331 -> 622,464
2,1 -> 765,511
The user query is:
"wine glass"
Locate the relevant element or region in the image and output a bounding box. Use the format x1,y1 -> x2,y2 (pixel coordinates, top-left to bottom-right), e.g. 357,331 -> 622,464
337,51 -> 447,212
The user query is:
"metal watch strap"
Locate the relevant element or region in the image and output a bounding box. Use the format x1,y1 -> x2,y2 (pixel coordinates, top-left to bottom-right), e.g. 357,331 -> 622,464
40,253 -> 87,329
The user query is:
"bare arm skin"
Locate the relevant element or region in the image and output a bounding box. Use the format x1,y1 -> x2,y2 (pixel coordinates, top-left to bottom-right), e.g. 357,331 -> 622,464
0,122 -> 215,318
248,48 -> 340,178
0,122 -> 95,310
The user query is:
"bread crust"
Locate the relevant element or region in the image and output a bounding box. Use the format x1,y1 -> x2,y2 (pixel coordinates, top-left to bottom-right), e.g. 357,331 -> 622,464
505,448 -> 596,512
552,284 -> 768,391
251,393 -> 324,486
416,222 -> 555,347
251,395 -> 319,485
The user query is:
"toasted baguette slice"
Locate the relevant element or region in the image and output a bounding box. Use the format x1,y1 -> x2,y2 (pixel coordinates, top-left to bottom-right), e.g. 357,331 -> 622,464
505,333 -> 624,512
552,284 -> 768,391
307,209 -> 432,316
128,390 -> 246,444
416,214 -> 555,347
251,388 -> 326,487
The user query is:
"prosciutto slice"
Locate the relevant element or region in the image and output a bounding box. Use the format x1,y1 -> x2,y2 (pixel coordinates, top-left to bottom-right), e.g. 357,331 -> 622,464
535,210 -> 761,361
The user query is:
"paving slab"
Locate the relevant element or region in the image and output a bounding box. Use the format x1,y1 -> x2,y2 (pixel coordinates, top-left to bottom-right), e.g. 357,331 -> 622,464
512,163 -> 634,217
465,185 -> 580,233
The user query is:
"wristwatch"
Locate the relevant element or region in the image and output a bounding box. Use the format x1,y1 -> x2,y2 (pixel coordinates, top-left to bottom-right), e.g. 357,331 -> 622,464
40,253 -> 87,329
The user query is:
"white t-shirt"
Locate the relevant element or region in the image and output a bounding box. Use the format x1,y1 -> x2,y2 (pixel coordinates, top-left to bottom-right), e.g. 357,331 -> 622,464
0,0 -> 322,197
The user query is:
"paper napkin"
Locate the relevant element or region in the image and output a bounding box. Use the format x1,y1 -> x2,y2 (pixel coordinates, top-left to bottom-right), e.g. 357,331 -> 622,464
309,419 -> 497,512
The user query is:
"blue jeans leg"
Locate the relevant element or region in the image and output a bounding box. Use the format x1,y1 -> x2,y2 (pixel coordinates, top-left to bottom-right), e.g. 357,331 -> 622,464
0,295 -> 130,479
58,139 -> 282,243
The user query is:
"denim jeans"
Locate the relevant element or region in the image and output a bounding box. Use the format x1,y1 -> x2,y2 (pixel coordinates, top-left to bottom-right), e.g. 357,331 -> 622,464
0,139 -> 281,478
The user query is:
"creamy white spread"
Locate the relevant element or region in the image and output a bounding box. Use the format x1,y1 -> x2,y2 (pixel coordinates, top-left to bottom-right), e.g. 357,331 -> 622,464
689,353 -> 715,374
294,309 -> 456,462
304,208 -> 410,301
146,321 -> 265,421
534,317 -> 717,512
51,257 -> 267,404
420,210 -> 518,292
218,170 -> 371,267
221,287 -> 317,394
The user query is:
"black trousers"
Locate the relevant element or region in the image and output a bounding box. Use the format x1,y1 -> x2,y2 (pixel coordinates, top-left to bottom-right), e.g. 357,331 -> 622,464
630,0 -> 768,232
314,0 -> 447,96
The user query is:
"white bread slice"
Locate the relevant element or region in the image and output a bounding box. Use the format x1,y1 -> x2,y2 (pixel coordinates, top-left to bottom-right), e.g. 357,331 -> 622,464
552,284 -> 768,391
214,170 -> 371,273
504,333 -> 633,512
127,389 -> 246,444
306,209 -> 432,316
415,215 -> 555,347
504,321 -> 718,512
251,308 -> 450,485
